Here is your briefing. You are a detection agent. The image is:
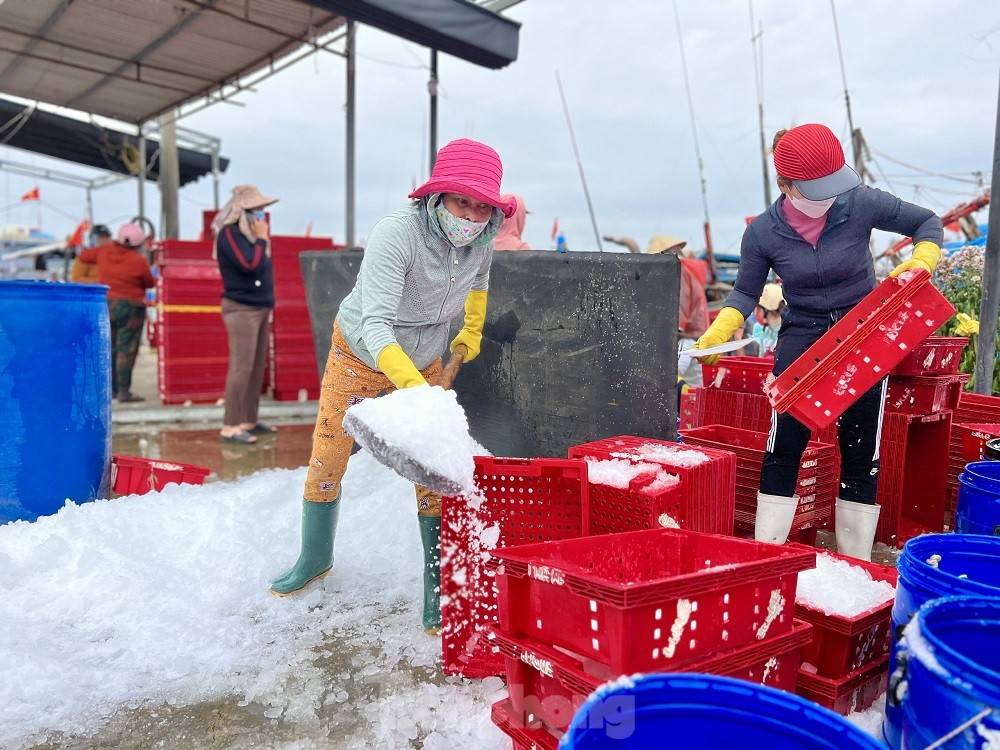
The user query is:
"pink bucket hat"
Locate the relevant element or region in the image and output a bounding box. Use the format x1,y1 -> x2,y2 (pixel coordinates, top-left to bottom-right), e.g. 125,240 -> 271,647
409,139 -> 517,218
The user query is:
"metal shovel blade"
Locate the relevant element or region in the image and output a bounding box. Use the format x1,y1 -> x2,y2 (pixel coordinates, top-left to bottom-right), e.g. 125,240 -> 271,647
343,409 -> 466,497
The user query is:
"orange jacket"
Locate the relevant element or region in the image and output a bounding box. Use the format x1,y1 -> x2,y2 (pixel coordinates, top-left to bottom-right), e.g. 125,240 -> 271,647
78,243 -> 155,303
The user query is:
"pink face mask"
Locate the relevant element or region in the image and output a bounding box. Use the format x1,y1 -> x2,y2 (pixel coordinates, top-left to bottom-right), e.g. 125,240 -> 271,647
788,195 -> 835,218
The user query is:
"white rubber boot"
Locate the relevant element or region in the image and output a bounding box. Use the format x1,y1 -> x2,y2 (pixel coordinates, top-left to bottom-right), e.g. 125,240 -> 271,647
835,498 -> 881,561
754,493 -> 799,544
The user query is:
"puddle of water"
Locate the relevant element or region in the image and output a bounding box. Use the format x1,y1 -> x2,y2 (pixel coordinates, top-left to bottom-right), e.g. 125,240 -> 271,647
112,424 -> 316,483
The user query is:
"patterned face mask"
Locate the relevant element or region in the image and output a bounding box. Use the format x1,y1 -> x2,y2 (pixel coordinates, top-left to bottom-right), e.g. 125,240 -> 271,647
434,203 -> 489,247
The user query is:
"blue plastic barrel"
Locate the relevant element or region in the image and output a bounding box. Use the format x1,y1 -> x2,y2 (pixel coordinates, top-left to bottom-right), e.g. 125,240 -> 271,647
563,673 -> 884,749
957,461 -> 1000,536
0,281 -> 111,522
899,596 -> 1000,749
884,534 -> 1000,748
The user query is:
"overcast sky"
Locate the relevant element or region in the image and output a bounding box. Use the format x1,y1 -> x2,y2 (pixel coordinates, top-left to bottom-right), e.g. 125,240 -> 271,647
1,0 -> 998,256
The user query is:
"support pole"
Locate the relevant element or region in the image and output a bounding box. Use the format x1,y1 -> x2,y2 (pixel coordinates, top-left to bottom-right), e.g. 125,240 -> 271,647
429,49 -> 438,172
345,20 -> 356,248
211,150 -> 220,210
159,110 -> 180,239
137,125 -> 146,221
974,75 -> 1000,395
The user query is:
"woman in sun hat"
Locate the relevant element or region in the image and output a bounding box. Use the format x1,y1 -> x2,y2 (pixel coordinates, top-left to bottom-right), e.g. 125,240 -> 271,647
270,139 -> 515,631
212,184 -> 278,445
692,123 -> 943,558
77,221 -> 155,403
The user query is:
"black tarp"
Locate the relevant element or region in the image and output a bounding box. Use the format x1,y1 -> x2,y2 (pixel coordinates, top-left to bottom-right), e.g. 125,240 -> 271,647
0,100 -> 229,186
301,250 -> 680,459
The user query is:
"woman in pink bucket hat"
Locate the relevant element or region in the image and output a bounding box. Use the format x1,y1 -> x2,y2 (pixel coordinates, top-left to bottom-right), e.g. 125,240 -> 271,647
270,138 -> 513,632
692,123 -> 943,560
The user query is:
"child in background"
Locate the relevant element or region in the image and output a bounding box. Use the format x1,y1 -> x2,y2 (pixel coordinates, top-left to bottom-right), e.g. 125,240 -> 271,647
751,283 -> 785,356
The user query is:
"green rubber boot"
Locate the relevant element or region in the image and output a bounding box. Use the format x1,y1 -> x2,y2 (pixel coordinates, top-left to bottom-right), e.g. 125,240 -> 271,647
419,515 -> 442,633
270,498 -> 340,596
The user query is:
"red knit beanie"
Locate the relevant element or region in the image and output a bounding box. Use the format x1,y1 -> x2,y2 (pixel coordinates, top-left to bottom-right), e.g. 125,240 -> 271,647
409,139 -> 517,218
773,124 -> 861,200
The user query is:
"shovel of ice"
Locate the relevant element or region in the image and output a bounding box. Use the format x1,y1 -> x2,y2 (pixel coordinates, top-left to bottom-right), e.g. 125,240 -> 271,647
343,350 -> 476,496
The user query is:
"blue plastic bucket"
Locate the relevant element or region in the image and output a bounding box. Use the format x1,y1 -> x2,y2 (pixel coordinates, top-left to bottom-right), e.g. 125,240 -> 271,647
563,673 -> 884,749
0,281 -> 111,523
957,461 -> 1000,536
899,596 -> 1000,749
884,534 -> 1000,748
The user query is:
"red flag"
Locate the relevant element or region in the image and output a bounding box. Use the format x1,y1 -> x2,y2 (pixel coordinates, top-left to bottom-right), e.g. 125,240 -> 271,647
69,219 -> 90,247
551,217 -> 559,242
20,187 -> 40,201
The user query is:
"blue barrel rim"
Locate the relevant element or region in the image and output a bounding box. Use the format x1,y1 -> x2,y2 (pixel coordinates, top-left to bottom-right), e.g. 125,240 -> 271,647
564,673 -> 884,748
961,460 -> 1000,485
0,279 -> 109,301
908,595 -> 1000,707
897,533 -> 1000,596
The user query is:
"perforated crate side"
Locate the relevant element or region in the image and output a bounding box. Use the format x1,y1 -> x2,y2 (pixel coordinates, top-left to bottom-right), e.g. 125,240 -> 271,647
795,656 -> 889,716
875,411 -> 952,548
440,457 -> 588,678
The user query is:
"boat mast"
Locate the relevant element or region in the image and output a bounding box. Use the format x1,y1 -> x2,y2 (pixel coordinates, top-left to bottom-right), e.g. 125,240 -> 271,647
830,0 -> 870,183
672,0 -> 716,284
748,1 -> 771,209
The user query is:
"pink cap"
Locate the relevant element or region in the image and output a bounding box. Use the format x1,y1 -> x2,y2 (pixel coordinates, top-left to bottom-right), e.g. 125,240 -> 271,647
116,222 -> 146,248
409,139 -> 516,218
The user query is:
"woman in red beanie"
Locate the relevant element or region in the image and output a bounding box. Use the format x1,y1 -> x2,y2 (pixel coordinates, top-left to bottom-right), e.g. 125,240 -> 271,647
270,139 -> 515,633
693,123 -> 943,560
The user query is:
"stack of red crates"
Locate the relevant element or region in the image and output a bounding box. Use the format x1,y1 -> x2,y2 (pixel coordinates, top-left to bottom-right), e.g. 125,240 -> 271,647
155,239 -> 233,404
789,546 -> 897,715
567,435 -> 736,536
440,457 -> 589,680
488,527 -> 816,747
876,336 -> 969,546
945,391 -> 1000,527
268,236 -> 340,401
684,356 -> 774,433
679,425 -> 837,545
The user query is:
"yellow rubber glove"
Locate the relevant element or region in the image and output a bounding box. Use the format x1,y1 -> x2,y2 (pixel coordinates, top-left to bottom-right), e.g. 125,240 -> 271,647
889,241 -> 941,278
376,344 -> 427,389
449,289 -> 487,362
691,307 -> 746,366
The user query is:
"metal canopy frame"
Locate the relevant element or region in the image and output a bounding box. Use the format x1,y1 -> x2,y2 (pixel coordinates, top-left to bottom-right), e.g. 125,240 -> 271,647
0,0 -> 519,125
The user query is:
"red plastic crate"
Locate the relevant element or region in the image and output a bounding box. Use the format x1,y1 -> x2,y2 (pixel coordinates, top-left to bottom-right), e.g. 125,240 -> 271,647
955,391 -> 1000,423
701,356 -> 773,394
679,390 -> 701,430
680,424 -> 833,467
491,619 -> 813,733
584,468 -> 684,535
110,455 -> 211,496
788,547 -> 897,679
875,411 -> 952,547
891,336 -> 968,376
954,422 -> 1000,462
685,387 -> 774,434
492,527 -> 815,674
767,270 -> 955,430
440,457 -> 588,679
795,656 -> 889,716
491,699 -> 560,750
569,436 -> 735,536
884,374 -> 967,415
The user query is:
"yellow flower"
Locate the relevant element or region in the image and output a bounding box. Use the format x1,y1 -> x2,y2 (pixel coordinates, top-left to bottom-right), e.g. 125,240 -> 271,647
955,312 -> 980,337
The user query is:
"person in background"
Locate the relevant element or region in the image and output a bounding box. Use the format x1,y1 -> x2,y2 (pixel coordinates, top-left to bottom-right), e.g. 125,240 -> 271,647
693,123 -> 943,559
212,184 -> 278,445
77,223 -> 155,402
646,235 -> 710,388
269,138 -> 515,636
70,225 -> 111,283
494,193 -> 531,250
751,282 -> 785,356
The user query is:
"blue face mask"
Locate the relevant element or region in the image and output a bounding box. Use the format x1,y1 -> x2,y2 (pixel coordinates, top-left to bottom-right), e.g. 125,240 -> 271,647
434,203 -> 489,247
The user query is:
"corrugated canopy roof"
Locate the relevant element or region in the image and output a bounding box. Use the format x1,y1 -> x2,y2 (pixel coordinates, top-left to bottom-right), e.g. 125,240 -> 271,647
0,0 -> 519,125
